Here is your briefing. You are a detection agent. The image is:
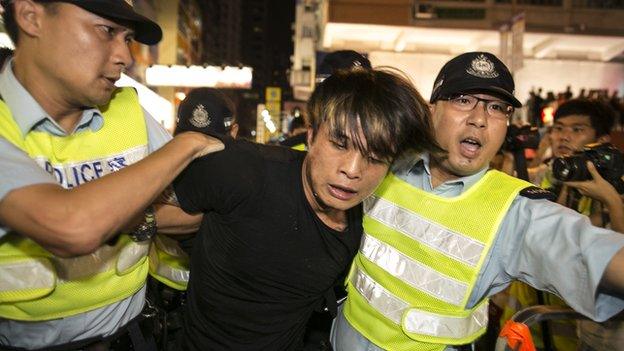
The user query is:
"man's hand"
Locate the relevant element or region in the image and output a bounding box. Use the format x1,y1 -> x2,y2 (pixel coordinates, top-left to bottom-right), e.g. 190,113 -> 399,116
567,161 -> 624,233
565,161 -> 620,205
173,132 -> 225,159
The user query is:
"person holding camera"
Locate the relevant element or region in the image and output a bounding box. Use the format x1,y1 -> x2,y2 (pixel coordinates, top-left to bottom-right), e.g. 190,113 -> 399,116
331,52 -> 624,351
546,99 -> 623,224
545,99 -> 624,350
499,98 -> 624,350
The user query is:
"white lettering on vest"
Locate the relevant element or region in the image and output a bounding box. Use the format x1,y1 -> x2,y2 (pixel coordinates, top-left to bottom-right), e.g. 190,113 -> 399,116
34,146 -> 148,189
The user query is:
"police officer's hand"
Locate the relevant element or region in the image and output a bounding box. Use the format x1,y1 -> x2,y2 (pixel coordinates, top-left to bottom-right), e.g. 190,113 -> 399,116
174,131 -> 224,159
565,161 -> 620,206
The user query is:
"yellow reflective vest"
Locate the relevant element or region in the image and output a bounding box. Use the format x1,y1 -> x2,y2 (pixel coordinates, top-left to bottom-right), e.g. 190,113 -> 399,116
0,88 -> 184,320
291,143 -> 306,151
344,170 -> 531,351
149,234 -> 189,291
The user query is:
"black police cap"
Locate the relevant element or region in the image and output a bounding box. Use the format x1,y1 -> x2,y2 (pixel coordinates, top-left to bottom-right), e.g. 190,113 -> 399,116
176,88 -> 235,136
316,50 -> 372,83
430,52 -> 522,108
36,0 -> 162,45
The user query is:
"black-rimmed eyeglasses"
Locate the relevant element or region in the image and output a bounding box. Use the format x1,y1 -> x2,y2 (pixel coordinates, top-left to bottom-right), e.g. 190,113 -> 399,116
442,94 -> 514,120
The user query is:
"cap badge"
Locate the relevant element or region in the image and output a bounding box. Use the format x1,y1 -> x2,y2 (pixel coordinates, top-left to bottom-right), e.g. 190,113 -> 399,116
466,54 -> 499,79
190,104 -> 211,128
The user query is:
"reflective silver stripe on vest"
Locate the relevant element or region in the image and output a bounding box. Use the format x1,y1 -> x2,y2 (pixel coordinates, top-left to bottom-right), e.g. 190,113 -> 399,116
0,259 -> 55,292
117,240 -> 151,273
148,246 -> 189,284
54,240 -> 149,281
364,196 -> 484,267
361,233 -> 467,305
0,240 -> 150,291
155,235 -> 188,259
353,268 -> 488,340
353,265 -> 408,325
403,301 -> 488,338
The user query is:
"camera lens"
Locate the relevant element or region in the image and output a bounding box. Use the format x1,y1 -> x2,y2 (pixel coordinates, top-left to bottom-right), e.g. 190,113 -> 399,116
552,156 -> 585,181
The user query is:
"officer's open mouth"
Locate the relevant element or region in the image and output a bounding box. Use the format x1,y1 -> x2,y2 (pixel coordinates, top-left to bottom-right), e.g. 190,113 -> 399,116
461,137 -> 482,148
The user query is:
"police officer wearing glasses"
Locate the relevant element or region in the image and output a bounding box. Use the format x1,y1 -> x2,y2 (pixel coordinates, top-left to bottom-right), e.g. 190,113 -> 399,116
332,52 -> 624,351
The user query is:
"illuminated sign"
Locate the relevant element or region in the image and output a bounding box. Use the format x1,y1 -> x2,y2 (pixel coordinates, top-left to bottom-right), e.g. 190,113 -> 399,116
145,65 -> 253,88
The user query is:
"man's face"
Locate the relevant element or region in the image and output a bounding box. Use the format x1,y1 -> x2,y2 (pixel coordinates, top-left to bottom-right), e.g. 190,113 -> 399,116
429,93 -> 509,180
550,115 -> 598,157
302,122 -> 390,212
34,3 -> 134,107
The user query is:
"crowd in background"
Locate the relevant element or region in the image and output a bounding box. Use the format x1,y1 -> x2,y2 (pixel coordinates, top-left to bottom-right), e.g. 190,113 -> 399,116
525,86 -> 624,130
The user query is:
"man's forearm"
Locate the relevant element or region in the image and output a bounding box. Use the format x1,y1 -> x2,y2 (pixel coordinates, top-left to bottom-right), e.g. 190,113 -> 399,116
0,133 -> 222,257
154,203 -> 202,234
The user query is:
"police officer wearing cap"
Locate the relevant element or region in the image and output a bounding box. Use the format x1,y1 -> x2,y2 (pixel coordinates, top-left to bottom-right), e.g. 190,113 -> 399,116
0,1 -> 223,350
332,52 -> 624,351
175,88 -> 239,139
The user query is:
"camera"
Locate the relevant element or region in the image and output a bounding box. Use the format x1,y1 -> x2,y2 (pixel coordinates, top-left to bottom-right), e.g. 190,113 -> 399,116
552,143 -> 624,193
503,125 -> 541,152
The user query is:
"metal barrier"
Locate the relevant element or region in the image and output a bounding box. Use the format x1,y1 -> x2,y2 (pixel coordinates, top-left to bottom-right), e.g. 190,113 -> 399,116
494,305 -> 589,351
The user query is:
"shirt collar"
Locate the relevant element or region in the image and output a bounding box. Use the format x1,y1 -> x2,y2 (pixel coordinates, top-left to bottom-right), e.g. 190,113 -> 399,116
0,58 -> 104,137
395,152 -> 489,192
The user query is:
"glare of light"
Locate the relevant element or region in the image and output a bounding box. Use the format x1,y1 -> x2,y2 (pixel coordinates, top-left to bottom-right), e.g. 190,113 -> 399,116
175,92 -> 187,101
394,40 -> 406,52
542,106 -> 554,126
265,120 -> 277,133
260,108 -> 276,133
146,65 -> 253,88
0,33 -> 14,49
116,73 -> 175,130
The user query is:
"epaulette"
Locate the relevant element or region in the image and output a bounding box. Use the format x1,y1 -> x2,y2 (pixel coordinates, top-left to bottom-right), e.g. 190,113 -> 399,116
519,186 -> 556,201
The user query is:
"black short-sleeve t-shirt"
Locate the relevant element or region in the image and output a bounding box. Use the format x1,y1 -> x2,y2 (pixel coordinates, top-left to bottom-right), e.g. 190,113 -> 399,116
173,138 -> 363,350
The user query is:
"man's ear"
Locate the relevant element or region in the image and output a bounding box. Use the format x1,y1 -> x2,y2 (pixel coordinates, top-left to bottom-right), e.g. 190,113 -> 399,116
428,102 -> 438,120
13,0 -> 46,39
306,126 -> 314,147
229,123 -> 239,139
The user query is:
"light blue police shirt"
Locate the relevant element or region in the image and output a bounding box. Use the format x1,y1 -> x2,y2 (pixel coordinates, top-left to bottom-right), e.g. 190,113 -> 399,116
391,153 -> 624,321
335,152 -> 624,351
0,59 -> 171,348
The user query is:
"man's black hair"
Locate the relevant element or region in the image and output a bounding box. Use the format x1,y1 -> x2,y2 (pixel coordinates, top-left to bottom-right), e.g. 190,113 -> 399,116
2,0 -> 20,45
308,68 -> 442,162
554,98 -> 616,137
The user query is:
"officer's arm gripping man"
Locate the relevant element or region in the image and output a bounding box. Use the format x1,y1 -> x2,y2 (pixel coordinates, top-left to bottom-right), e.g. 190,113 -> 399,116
0,133 -> 223,258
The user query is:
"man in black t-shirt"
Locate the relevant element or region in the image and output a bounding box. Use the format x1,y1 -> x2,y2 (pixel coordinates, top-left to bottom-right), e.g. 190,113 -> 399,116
173,68 -> 440,350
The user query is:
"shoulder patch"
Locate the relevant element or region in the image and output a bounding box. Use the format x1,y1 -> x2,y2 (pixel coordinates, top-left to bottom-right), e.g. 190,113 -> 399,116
519,186 -> 556,201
